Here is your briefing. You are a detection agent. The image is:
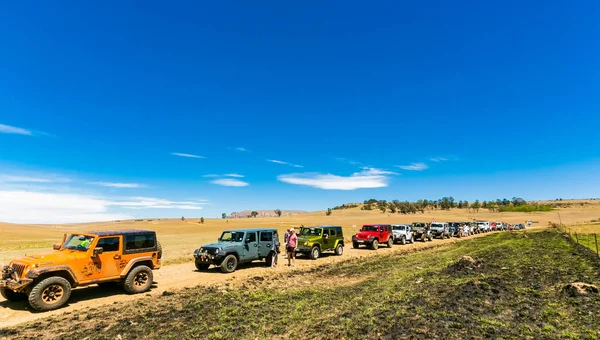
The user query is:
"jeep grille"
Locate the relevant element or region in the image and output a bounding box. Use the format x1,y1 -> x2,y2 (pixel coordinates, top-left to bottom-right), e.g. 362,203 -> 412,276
11,263 -> 26,278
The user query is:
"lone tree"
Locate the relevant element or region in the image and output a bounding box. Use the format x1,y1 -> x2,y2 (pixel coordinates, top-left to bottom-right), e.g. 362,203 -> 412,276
326,208 -> 332,216
200,217 -> 204,224
274,209 -> 282,217
181,216 -> 186,222
251,211 -> 259,218
221,213 -> 227,219
471,200 -> 481,212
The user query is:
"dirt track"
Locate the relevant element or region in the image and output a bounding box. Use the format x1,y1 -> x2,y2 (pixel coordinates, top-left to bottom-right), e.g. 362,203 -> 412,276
0,231 -> 509,328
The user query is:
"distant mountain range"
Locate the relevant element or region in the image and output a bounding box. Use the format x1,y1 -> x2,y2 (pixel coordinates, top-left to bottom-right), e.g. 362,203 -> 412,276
227,210 -> 306,218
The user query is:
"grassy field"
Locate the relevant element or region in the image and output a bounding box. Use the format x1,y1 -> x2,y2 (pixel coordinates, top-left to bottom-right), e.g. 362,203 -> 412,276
2,229 -> 599,339
2,200 -> 600,266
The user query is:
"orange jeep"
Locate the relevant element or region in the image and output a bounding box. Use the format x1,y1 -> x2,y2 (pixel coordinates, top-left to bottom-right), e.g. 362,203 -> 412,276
0,229 -> 162,311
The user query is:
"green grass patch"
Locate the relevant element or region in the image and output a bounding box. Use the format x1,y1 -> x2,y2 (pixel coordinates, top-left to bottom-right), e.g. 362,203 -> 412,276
3,230 -> 600,339
499,204 -> 553,212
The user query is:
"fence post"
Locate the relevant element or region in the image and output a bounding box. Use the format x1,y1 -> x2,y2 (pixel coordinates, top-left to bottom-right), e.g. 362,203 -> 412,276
595,234 -> 599,257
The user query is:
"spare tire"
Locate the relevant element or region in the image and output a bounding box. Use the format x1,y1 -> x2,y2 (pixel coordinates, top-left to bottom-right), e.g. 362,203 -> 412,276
157,241 -> 163,259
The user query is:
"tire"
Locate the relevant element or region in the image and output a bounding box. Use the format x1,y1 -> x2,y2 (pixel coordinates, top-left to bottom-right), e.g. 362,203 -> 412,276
195,259 -> 209,271
220,254 -> 238,273
124,265 -> 154,294
409,236 -> 414,244
0,287 -> 26,302
265,252 -> 274,267
371,240 -> 379,250
401,237 -> 406,245
428,234 -> 433,242
157,241 -> 163,260
387,237 -> 393,248
28,277 -> 72,311
335,243 -> 344,256
353,241 -> 359,249
309,246 -> 321,260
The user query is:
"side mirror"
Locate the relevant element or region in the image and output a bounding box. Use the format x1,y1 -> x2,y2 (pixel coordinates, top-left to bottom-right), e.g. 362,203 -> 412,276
92,247 -> 104,257
53,244 -> 61,250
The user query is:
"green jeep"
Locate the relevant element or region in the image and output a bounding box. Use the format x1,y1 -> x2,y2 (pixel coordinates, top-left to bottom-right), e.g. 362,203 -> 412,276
296,226 -> 344,260
193,228 -> 279,273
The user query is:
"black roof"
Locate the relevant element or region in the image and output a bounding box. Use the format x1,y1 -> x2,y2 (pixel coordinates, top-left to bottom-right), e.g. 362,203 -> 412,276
87,229 -> 155,236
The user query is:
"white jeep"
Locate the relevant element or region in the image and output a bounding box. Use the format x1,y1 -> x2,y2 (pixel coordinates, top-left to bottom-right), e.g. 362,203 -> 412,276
391,224 -> 414,245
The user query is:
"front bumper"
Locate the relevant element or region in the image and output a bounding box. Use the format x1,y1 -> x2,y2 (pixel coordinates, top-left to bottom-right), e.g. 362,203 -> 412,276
0,279 -> 33,292
194,250 -> 224,265
296,247 -> 312,253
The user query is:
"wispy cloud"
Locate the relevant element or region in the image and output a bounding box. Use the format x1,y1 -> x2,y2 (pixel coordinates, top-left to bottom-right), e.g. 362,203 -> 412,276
267,159 -> 303,168
91,182 -> 145,188
210,178 -> 249,187
0,173 -> 71,183
203,174 -> 244,178
277,168 -> 392,190
171,152 -> 206,159
0,124 -> 33,136
110,196 -> 207,210
224,173 -> 244,178
335,158 -> 363,166
397,163 -> 429,171
430,157 -> 448,162
233,147 -> 247,152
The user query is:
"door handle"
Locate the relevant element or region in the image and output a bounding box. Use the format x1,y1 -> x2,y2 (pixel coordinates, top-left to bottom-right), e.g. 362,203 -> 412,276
253,244 -> 258,247
113,255 -> 121,260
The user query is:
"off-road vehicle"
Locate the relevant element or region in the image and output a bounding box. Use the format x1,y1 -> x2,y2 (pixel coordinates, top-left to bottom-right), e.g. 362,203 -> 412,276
352,224 -> 393,250
448,222 -> 462,237
412,222 -> 433,242
430,222 -> 451,239
1,230 -> 162,311
391,224 -> 414,244
296,226 -> 344,260
193,228 -> 279,273
476,221 -> 491,233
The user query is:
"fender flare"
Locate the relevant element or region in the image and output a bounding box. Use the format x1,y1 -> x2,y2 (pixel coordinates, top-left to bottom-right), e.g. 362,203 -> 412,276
26,266 -> 78,285
119,257 -> 154,277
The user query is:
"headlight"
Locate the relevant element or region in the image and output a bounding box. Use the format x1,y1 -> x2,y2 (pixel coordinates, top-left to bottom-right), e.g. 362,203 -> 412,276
304,241 -> 308,246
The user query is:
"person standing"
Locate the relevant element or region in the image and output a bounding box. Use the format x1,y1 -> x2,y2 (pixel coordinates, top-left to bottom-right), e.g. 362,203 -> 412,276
272,231 -> 280,268
287,228 -> 297,267
283,229 -> 290,258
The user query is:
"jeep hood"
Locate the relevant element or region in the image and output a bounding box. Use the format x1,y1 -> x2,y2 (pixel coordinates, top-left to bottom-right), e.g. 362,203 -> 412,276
355,231 -> 377,239
10,250 -> 88,267
200,242 -> 238,250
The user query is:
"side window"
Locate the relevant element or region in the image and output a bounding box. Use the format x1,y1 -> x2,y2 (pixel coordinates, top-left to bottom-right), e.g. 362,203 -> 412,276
97,237 -> 120,252
124,234 -> 155,252
260,231 -> 273,242
246,232 -> 257,243
328,229 -> 335,236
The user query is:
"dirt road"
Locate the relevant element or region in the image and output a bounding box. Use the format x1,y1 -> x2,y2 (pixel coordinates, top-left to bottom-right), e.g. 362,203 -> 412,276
0,231 -> 506,328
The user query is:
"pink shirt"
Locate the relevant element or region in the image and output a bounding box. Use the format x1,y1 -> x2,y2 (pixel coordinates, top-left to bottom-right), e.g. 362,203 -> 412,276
288,234 -> 297,248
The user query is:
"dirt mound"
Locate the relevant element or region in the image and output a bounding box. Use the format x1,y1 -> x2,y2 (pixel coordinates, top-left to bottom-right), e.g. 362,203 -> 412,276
446,256 -> 481,274
563,282 -> 599,297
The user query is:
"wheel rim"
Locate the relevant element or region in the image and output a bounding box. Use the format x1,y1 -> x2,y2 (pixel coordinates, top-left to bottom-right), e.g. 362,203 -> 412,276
134,272 -> 149,287
337,246 -> 343,255
227,258 -> 236,270
41,284 -> 64,305
313,248 -> 319,258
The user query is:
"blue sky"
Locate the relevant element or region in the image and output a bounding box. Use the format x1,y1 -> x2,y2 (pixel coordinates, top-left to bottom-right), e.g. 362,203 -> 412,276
1,1 -> 599,223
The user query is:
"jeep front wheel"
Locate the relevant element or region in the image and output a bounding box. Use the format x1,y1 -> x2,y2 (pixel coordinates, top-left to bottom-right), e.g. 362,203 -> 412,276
309,246 -> 320,260
221,254 -> 238,273
28,277 -> 72,311
124,265 -> 154,294
335,243 -> 343,255
1,288 -> 26,302
371,240 -> 379,250
195,259 -> 210,271
352,241 -> 359,249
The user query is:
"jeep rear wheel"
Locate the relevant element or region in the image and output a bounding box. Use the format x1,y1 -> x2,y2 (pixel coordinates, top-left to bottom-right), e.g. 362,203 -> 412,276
124,265 -> 154,294
335,243 -> 343,256
221,254 -> 238,273
265,252 -> 274,267
195,259 -> 210,271
28,277 -> 72,311
387,237 -> 393,248
1,288 -> 26,302
401,237 -> 406,245
371,240 -> 379,250
409,236 -> 414,244
310,246 -> 320,260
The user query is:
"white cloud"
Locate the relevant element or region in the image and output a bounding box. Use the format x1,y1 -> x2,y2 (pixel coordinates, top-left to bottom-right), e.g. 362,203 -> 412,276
171,152 -> 205,159
210,179 -> 249,187
430,157 -> 448,162
0,124 -> 33,136
361,167 -> 398,176
397,163 -> 429,171
267,159 -> 303,168
277,169 -> 391,190
91,182 -> 145,188
224,173 -> 244,178
234,147 -> 247,152
0,173 -> 72,183
203,174 -> 244,178
0,191 -> 206,224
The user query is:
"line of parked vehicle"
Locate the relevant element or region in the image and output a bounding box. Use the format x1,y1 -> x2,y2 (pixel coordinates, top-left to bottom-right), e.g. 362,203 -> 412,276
193,221 -> 527,273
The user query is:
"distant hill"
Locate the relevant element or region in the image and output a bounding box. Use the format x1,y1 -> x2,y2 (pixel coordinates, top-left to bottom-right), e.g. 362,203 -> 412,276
227,210 -> 306,218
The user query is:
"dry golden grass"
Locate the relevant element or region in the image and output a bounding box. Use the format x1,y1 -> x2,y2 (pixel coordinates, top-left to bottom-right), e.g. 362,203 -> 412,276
2,200 -> 600,266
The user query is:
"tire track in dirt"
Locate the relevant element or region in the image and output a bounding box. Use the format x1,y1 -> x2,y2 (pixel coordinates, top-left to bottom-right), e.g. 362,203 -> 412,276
0,231 -> 517,328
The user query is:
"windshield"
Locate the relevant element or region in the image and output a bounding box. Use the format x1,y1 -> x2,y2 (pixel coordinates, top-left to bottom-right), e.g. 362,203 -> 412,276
64,234 -> 95,251
300,228 -> 322,236
361,225 -> 379,232
392,226 -> 405,231
431,223 -> 444,228
219,231 -> 245,242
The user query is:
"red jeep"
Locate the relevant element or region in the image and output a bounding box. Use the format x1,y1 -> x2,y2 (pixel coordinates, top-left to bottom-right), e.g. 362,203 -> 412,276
352,224 -> 394,250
